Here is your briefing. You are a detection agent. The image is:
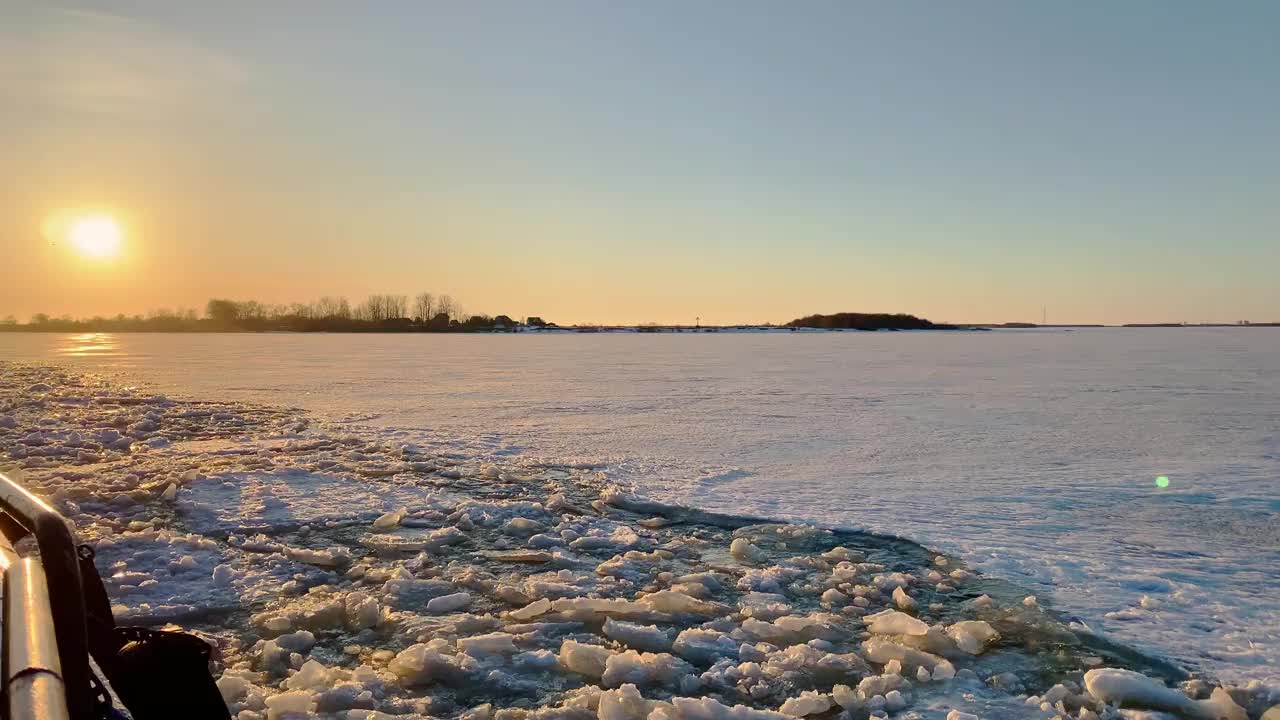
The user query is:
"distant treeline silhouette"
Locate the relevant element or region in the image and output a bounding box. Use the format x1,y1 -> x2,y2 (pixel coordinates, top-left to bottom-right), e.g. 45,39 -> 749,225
785,312 -> 951,330
1,293 -> 552,333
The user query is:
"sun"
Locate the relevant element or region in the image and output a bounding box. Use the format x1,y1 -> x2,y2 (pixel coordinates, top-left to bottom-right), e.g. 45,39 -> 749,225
67,215 -> 123,258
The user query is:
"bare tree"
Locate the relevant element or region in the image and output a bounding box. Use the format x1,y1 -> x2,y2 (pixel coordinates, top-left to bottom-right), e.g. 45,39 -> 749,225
355,294 -> 407,321
355,296 -> 375,322
360,294 -> 383,322
388,294 -> 408,319
413,292 -> 435,323
437,294 -> 457,320
239,301 -> 266,320
315,296 -> 350,319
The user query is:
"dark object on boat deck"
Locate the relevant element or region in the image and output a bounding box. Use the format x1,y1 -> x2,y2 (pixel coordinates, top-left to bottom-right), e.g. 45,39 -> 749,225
78,545 -> 230,719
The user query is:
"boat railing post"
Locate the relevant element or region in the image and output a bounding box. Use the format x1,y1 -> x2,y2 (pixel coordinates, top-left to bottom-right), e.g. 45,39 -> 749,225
0,470 -> 90,719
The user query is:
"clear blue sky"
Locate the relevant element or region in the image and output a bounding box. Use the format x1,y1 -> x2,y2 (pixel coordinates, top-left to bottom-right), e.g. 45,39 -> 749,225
3,1 -> 1278,324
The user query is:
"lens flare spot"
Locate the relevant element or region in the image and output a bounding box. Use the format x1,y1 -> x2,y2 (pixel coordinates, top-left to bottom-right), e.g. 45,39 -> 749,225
1155,475 -> 1170,489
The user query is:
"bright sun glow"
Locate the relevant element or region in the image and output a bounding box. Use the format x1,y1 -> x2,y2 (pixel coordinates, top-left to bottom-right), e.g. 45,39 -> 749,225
68,215 -> 123,258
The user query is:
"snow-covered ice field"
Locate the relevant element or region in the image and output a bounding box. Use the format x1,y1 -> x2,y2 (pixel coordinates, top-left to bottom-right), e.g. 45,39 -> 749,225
1,329 -> 1277,718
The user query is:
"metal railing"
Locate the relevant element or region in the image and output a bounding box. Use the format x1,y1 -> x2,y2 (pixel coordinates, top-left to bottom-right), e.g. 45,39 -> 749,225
0,470 -> 90,719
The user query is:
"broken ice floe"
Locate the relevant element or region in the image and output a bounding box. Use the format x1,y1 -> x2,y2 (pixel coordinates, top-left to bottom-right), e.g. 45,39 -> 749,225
1,363 -> 1274,720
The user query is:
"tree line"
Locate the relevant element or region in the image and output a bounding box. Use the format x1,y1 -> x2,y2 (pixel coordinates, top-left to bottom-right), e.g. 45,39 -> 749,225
1,293 -> 553,333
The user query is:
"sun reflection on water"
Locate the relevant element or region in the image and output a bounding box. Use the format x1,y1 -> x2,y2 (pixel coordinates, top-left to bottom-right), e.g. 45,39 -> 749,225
57,333 -> 122,357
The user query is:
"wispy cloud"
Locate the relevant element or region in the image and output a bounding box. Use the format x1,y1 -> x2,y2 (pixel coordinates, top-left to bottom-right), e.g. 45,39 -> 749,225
0,4 -> 247,115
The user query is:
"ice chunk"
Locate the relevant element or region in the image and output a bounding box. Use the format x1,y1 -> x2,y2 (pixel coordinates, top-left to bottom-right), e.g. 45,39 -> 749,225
945,712 -> 978,720
284,659 -> 330,691
741,618 -> 797,645
820,588 -> 848,606
284,545 -> 350,568
383,578 -> 457,607
265,690 -> 314,719
1084,669 -> 1246,720
387,642 -> 457,686
458,632 -> 518,656
1085,669 -> 1195,712
513,650 -> 559,672
603,618 -> 674,652
313,684 -> 376,713
427,592 -> 472,614
945,620 -> 999,655
274,630 -> 317,653
638,590 -> 727,616
739,565 -> 806,593
865,609 -> 928,636
425,526 -> 468,549
738,592 -> 793,620
857,674 -> 904,697
601,487 -> 671,514
599,684 -> 663,720
601,650 -> 694,688
216,675 -> 251,705
772,614 -> 841,642
862,638 -> 952,673
931,660 -> 956,680
253,594 -> 346,633
372,509 -> 405,532
672,628 -> 739,665
779,691 -> 832,716
892,586 -> 917,610
1197,688 -> 1250,720
212,564 -> 236,586
486,549 -> 554,564
552,597 -> 649,620
1042,684 -> 1071,704
503,517 -> 544,535
831,685 -> 860,711
730,538 -> 766,563
570,527 -> 642,552
510,598 -> 552,621
559,639 -> 617,678
527,533 -> 565,549
822,546 -> 866,562
671,696 -> 789,719
344,592 -> 380,629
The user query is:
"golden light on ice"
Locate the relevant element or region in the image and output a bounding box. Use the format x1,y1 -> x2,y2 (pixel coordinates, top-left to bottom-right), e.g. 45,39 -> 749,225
67,215 -> 123,258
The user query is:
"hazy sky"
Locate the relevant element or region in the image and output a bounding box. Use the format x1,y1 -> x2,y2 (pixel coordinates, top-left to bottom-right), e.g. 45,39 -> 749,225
3,1 -> 1278,325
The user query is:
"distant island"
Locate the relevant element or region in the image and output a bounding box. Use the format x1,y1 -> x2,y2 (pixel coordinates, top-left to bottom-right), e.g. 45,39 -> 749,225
785,312 -> 952,331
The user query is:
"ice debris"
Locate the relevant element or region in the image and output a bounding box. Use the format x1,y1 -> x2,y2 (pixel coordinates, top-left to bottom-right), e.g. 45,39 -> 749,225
1,363 -> 1266,720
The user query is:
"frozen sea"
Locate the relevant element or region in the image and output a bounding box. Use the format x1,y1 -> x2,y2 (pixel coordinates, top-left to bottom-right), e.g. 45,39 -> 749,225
2,328 -> 1277,685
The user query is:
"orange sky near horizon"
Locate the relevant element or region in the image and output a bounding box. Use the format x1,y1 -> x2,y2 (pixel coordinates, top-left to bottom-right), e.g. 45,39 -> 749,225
3,3 -> 1278,326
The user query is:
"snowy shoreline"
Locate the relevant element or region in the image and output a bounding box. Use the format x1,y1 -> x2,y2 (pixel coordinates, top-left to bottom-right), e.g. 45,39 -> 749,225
1,362 -> 1275,720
